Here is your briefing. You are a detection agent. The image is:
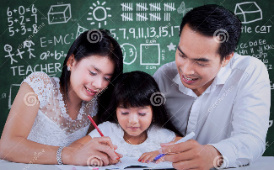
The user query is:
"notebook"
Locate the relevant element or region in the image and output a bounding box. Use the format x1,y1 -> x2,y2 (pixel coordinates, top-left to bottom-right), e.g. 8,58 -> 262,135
55,156 -> 174,170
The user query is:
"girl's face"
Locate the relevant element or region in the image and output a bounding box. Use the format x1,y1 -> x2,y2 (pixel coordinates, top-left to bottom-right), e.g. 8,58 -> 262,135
116,105 -> 153,141
68,55 -> 115,102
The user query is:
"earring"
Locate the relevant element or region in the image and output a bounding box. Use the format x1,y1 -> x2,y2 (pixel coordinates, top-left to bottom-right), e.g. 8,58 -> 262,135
67,66 -> 70,71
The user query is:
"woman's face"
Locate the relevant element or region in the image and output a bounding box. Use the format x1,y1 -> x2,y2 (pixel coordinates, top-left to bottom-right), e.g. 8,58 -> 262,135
68,55 -> 115,102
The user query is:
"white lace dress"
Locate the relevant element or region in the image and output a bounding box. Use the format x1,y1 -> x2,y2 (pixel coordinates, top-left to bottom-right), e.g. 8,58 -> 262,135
88,121 -> 176,157
22,72 -> 98,146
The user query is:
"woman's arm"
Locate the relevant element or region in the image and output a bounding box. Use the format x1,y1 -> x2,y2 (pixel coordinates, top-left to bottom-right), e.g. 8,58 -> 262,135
0,82 -> 60,164
0,83 -> 119,165
69,135 -> 93,148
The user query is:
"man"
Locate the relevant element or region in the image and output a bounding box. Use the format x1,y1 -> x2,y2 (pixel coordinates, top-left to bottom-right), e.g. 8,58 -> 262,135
154,4 -> 270,170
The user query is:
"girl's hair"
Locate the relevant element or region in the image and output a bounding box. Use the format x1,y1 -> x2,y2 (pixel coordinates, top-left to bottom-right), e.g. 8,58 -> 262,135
98,71 -> 183,136
60,29 -> 123,115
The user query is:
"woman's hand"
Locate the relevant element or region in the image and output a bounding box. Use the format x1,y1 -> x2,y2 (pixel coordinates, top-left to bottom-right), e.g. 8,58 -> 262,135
138,150 -> 160,164
65,136 -> 122,166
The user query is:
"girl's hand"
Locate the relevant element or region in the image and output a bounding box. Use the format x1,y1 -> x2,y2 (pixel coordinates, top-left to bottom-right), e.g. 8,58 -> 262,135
65,136 -> 122,166
138,150 -> 160,164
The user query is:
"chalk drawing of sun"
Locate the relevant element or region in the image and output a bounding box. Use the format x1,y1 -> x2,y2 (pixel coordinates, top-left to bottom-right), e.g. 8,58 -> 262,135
87,1 -> 112,28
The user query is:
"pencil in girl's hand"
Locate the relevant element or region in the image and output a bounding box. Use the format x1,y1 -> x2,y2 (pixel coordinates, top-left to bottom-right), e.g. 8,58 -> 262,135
87,115 -> 121,163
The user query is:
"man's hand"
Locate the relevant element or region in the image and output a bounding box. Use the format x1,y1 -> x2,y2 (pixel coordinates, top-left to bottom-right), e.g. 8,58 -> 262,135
159,139 -> 223,170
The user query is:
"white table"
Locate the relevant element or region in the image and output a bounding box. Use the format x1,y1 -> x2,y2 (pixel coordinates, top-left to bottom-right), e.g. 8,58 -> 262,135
1,157 -> 274,170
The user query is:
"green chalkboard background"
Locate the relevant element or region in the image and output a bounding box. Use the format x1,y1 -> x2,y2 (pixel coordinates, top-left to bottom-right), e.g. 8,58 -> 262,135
0,0 -> 273,156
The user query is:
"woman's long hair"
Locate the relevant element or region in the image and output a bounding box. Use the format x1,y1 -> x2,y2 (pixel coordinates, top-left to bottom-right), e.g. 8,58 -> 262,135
60,29 -> 123,116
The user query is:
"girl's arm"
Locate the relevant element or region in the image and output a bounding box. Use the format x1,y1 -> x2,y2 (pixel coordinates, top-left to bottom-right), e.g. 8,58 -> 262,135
138,135 -> 183,163
0,83 -> 119,165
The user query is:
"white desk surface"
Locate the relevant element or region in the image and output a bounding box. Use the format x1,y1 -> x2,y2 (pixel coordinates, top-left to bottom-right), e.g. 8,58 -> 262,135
1,156 -> 274,170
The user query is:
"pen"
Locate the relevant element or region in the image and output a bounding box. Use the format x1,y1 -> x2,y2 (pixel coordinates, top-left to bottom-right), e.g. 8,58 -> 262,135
154,132 -> 195,161
87,115 -> 121,163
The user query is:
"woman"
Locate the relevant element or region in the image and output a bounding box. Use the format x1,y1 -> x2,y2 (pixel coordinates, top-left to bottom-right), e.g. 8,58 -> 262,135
0,29 -> 123,166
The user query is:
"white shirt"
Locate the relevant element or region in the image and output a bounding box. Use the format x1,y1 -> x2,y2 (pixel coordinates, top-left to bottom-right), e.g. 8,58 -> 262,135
153,53 -> 270,168
88,121 -> 176,157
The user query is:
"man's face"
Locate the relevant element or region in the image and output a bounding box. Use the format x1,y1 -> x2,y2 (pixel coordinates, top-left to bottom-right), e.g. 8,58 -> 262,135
175,24 -> 230,96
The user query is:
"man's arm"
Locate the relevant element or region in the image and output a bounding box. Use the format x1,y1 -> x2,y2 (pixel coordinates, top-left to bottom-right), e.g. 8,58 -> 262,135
159,59 -> 271,169
210,61 -> 271,168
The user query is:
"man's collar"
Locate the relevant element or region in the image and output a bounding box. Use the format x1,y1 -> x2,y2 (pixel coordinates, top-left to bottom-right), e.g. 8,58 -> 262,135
212,60 -> 232,86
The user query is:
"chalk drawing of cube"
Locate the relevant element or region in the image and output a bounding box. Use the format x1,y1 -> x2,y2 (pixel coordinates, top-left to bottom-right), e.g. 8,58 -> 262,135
8,84 -> 20,109
140,44 -> 160,65
234,2 -> 262,24
48,4 -> 72,25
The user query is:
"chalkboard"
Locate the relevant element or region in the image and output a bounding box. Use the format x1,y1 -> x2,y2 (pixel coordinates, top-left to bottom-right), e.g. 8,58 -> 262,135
0,0 -> 273,156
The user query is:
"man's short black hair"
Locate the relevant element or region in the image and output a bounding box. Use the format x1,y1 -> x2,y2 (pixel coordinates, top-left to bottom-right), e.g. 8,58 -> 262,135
180,4 -> 242,61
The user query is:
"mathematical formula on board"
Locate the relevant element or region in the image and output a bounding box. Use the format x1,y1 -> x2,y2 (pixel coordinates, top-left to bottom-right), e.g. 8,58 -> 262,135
6,5 -> 38,36
108,25 -> 180,40
3,1 -> 274,77
1,0 -> 274,116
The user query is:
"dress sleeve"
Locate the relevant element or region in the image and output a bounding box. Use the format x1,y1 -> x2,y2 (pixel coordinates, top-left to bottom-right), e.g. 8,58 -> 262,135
160,128 -> 176,143
22,72 -> 53,109
149,126 -> 176,144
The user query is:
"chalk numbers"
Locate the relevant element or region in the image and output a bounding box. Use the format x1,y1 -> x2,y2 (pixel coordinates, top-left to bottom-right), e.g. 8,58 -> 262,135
21,25 -> 26,35
6,4 -> 38,36
33,24 -> 38,33
110,25 -> 179,40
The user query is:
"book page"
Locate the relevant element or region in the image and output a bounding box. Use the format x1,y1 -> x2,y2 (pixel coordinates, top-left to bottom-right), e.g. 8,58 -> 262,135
55,156 -> 173,170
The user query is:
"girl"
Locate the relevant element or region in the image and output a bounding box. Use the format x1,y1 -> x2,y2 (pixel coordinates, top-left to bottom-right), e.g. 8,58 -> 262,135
89,71 -> 183,163
0,29 -> 123,166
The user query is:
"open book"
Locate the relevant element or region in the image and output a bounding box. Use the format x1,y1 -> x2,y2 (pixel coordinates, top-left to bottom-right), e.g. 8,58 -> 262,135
56,156 -> 174,170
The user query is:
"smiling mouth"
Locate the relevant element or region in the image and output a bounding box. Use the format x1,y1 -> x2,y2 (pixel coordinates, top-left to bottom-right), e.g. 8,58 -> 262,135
181,75 -> 199,84
183,75 -> 198,81
85,86 -> 97,93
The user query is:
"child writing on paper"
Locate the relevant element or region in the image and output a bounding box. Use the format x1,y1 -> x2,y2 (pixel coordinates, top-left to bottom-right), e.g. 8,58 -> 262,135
88,71 -> 183,163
